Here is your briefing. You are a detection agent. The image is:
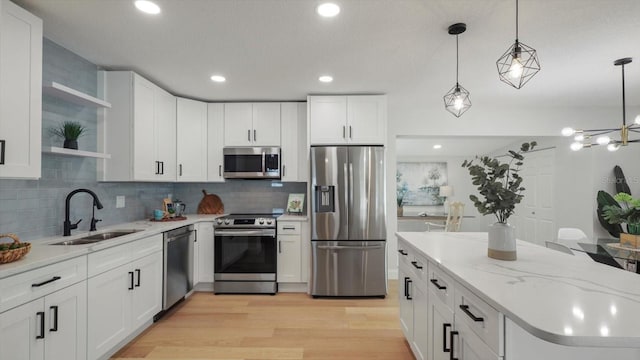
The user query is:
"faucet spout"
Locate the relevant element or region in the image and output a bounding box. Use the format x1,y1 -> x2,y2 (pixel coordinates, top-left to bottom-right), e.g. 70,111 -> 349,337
64,188 -> 103,236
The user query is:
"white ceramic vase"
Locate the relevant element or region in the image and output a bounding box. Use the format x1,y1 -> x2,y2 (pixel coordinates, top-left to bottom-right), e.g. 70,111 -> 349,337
487,222 -> 516,261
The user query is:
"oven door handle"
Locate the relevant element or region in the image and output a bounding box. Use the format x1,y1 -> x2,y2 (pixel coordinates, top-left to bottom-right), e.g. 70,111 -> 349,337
317,245 -> 385,250
215,230 -> 275,237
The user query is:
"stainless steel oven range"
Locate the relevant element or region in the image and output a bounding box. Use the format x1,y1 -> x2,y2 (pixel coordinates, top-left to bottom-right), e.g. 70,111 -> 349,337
214,214 -> 278,294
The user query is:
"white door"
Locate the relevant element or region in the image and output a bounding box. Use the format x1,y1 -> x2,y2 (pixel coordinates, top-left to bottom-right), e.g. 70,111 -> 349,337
398,267 -> 413,341
277,234 -> 301,283
252,103 -> 281,146
455,319 -> 500,360
513,148 -> 556,246
0,0 -> 42,179
224,103 -> 253,146
44,281 -> 87,360
429,292 -> 454,360
154,87 -> 176,181
130,252 -> 162,331
207,103 -> 225,182
132,75 -> 157,181
0,298 -> 44,360
87,265 -> 131,360
197,223 -> 215,283
280,102 -> 299,182
346,95 -> 386,145
193,228 -> 200,285
176,97 -> 208,182
308,96 -> 347,145
411,283 -> 429,360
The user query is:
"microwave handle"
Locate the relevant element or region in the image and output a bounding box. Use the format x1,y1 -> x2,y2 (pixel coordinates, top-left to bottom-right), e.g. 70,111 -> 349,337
262,151 -> 266,174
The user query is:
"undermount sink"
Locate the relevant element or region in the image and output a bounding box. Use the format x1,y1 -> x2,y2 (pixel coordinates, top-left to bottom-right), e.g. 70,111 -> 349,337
51,229 -> 142,245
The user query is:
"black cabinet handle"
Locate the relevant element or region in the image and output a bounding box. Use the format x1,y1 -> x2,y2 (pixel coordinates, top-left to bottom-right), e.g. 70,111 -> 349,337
128,271 -> 134,290
218,164 -> 222,177
459,304 -> 484,322
349,125 -> 352,139
135,269 -> 141,287
282,164 -> 286,177
403,277 -> 410,299
179,164 -> 183,176
32,276 -> 61,287
343,126 -> 346,138
50,306 -> 59,332
278,240 -> 282,253
398,249 -> 408,256
450,330 -> 459,360
194,229 -> 198,242
283,226 -> 296,230
160,161 -> 164,175
254,129 -> 257,141
411,261 -> 423,270
430,278 -> 447,290
247,129 -> 251,142
36,311 -> 45,339
406,279 -> 413,300
443,323 -> 451,352
0,139 -> 5,165
155,161 -> 160,175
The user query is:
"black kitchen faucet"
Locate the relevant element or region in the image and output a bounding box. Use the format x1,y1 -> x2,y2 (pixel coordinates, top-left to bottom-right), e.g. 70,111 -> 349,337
64,188 -> 104,236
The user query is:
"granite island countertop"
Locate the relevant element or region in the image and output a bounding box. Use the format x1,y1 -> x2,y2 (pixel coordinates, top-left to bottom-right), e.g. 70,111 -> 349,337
397,231 -> 640,348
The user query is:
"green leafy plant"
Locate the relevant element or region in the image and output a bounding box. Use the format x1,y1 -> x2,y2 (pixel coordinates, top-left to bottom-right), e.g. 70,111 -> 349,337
603,192 -> 640,235
597,190 -> 623,237
462,142 -> 537,224
49,121 -> 87,140
396,170 -> 408,207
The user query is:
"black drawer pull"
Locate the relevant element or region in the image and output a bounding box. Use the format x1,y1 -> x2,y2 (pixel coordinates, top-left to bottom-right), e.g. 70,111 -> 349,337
282,226 -> 296,230
0,140 -> 5,165
403,277 -> 410,298
398,249 -> 408,256
450,330 -> 459,360
406,279 -> 413,300
32,276 -> 61,287
459,304 -> 484,322
430,278 -> 447,290
36,311 -> 45,339
411,261 -> 423,270
128,271 -> 135,290
50,305 -> 59,332
135,269 -> 141,287
443,323 -> 452,352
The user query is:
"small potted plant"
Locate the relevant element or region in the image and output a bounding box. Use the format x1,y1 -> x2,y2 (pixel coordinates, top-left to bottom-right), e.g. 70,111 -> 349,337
603,192 -> 640,247
462,141 -> 537,260
396,170 -> 408,216
50,121 -> 87,150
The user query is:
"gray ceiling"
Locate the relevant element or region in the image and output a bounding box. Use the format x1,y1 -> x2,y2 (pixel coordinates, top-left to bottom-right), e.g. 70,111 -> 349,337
16,0 -> 640,111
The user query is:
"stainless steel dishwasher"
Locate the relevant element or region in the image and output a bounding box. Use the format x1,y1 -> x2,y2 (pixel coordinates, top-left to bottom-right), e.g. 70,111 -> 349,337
163,225 -> 194,310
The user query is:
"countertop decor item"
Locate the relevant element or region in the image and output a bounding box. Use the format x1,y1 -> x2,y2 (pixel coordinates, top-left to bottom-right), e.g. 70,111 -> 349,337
49,120 -> 87,150
443,23 -> 471,117
150,216 -> 187,222
0,233 -> 31,264
562,58 -> 640,151
603,192 -> 640,247
462,141 -> 537,260
197,189 -> 224,214
286,193 -> 305,214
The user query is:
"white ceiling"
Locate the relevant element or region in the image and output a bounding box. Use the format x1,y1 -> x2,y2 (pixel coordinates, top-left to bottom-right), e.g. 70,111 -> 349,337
396,135 -> 531,157
15,0 -> 640,110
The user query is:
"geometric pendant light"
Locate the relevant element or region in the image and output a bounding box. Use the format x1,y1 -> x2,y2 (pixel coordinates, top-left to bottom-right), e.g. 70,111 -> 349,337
443,23 -> 471,117
496,0 -> 541,89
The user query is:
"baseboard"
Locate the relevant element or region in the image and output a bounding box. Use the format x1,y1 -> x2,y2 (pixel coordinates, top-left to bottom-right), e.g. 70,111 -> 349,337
98,318 -> 154,360
388,268 -> 398,280
193,282 -> 214,292
277,283 -> 308,293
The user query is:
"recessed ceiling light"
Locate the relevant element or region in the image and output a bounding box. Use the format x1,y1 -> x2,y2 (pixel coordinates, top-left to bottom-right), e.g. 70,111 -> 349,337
433,144 -> 442,149
316,3 -> 340,17
210,75 -> 226,83
134,0 -> 161,15
318,75 -> 333,83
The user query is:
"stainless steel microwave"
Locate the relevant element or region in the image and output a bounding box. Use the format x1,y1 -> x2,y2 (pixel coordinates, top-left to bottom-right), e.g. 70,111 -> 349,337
223,147 -> 281,179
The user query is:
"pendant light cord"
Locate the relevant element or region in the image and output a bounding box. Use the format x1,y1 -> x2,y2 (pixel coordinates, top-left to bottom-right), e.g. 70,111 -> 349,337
515,0 -> 519,41
456,34 -> 460,85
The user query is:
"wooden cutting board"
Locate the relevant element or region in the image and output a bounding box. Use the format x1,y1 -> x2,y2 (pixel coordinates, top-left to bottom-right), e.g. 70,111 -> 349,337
197,190 -> 224,214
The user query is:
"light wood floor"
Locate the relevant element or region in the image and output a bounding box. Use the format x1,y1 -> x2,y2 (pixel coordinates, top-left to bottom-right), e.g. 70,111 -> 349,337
112,280 -> 414,360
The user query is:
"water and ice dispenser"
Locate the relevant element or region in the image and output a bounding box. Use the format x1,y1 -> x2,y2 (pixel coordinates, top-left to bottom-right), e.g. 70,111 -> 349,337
314,185 -> 335,213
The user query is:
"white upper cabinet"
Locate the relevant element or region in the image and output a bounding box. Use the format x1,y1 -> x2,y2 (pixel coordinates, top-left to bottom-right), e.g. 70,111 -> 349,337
308,95 -> 386,145
207,103 -> 224,182
224,103 -> 280,147
100,71 -> 177,182
176,98 -> 207,182
0,0 -> 42,179
280,102 -> 307,182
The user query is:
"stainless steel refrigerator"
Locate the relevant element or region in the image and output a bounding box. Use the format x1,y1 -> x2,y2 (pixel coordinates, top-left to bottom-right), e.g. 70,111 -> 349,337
310,146 -> 387,297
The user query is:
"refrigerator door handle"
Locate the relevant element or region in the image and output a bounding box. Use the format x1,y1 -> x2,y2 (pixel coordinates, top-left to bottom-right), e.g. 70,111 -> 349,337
317,245 -> 385,250
349,162 -> 354,216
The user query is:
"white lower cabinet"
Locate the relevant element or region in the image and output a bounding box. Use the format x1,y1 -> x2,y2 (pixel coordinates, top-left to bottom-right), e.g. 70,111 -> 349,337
196,222 -> 214,284
87,238 -> 162,360
397,247 -> 428,360
454,319 -> 500,360
429,292 -> 454,360
277,234 -> 301,283
0,280 -> 87,360
411,279 -> 429,360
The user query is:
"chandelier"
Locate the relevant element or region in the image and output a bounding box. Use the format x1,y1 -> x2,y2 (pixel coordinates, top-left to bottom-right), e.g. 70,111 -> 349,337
443,23 -> 471,117
562,58 -> 640,152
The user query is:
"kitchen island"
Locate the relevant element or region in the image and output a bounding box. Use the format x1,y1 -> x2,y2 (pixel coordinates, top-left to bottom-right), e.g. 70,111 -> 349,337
397,231 -> 640,360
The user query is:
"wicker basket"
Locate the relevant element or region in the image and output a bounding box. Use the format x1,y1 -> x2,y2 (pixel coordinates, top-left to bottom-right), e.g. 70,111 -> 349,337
0,233 -> 31,264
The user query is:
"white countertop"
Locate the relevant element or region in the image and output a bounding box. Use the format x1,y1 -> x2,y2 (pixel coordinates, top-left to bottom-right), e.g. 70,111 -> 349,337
277,214 -> 308,222
397,231 -> 640,348
0,214 -> 224,279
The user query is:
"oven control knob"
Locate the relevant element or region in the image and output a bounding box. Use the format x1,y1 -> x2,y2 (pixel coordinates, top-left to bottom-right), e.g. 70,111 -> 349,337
258,219 -> 265,224
224,219 -> 231,225
266,219 -> 273,225
216,219 -> 223,225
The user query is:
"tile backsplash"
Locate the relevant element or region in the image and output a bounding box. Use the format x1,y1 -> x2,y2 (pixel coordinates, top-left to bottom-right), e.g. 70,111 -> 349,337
0,39 -> 306,242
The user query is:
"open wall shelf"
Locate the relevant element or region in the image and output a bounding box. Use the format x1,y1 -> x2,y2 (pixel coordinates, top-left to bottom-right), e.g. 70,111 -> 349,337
43,146 -> 111,159
43,81 -> 112,108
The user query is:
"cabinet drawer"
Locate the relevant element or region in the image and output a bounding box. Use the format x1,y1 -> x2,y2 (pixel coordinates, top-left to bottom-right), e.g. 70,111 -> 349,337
130,233 -> 163,259
88,242 -> 132,278
454,316 -> 500,360
427,263 -> 455,311
0,256 -> 87,313
455,285 -> 502,356
408,252 -> 428,281
278,222 -> 300,235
